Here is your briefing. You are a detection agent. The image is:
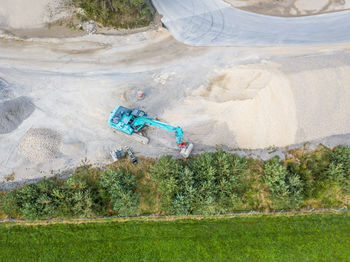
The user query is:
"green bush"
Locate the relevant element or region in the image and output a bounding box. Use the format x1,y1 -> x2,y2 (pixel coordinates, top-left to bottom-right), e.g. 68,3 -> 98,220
0,190 -> 20,218
286,146 -> 331,198
150,151 -> 249,215
327,146 -> 350,193
13,179 -> 61,219
73,0 -> 153,29
99,169 -> 140,216
0,147 -> 349,220
65,165 -> 105,216
61,176 -> 94,217
188,151 -> 248,214
0,166 -> 141,219
0,176 -> 96,219
264,157 -> 302,208
150,156 -> 184,213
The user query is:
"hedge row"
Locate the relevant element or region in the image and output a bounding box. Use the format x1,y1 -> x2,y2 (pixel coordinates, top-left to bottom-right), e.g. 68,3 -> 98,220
0,146 -> 349,220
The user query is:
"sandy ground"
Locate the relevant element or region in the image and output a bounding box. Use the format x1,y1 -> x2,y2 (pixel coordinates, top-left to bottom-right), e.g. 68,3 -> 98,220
225,0 -> 350,16
1,30 -> 350,183
0,0 -> 160,39
0,0 -> 350,184
0,0 -> 70,29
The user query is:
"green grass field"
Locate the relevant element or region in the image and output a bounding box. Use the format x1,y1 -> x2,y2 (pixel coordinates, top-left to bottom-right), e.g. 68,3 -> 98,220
0,213 -> 349,261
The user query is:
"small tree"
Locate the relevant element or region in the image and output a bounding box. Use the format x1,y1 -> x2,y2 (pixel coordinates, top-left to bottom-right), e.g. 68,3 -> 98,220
99,169 -> 140,216
264,157 -> 302,208
14,179 -> 61,219
327,146 -> 350,193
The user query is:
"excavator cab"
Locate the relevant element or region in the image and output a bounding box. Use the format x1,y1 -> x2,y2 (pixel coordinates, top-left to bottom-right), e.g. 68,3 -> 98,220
131,109 -> 147,118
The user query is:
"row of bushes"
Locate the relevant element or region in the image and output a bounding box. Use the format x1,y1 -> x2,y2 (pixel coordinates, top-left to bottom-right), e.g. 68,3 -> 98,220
151,146 -> 350,213
72,0 -> 153,29
0,146 -> 349,220
0,168 -> 139,219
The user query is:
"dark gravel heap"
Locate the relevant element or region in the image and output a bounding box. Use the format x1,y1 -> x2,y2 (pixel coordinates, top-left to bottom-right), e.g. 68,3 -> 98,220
0,96 -> 35,134
0,77 -> 13,100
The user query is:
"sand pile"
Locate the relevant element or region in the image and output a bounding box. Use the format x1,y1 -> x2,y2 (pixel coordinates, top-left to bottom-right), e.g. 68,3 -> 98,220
18,128 -> 61,162
162,64 -> 297,149
0,0 -> 68,29
0,96 -> 35,134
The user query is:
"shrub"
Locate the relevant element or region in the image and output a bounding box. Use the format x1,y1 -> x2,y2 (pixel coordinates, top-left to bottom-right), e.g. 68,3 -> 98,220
264,157 -> 302,208
13,179 -> 61,219
286,146 -> 331,198
0,190 -> 20,218
188,151 -> 248,214
99,169 -> 140,216
61,175 -> 94,217
151,151 -> 249,215
150,156 -> 184,212
73,0 -> 153,29
327,146 -> 350,193
0,147 -> 349,220
0,169 -> 100,219
67,165 -> 105,215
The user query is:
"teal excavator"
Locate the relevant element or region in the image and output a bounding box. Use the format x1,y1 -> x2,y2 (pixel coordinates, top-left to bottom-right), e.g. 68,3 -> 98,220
108,106 -> 193,158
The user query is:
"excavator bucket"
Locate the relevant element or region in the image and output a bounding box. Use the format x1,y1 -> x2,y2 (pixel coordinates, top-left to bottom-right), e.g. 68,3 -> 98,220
180,143 -> 194,158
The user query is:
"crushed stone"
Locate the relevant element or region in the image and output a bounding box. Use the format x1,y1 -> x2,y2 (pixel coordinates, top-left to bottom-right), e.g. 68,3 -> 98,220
18,128 -> 61,162
0,96 -> 35,134
0,78 -> 13,100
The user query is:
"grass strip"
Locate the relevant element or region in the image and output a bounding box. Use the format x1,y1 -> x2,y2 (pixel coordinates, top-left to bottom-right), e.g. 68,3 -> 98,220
0,213 -> 349,261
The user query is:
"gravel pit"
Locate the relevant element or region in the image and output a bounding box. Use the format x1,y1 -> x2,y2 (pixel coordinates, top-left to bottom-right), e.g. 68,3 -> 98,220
0,96 -> 35,134
18,128 -> 61,163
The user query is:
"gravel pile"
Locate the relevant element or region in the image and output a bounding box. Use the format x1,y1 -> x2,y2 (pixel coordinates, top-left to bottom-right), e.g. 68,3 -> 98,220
0,96 -> 35,134
0,77 -> 8,88
18,128 -> 61,162
0,77 -> 12,100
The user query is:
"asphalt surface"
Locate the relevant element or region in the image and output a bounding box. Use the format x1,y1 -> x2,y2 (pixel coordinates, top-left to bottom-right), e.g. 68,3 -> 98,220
152,0 -> 350,46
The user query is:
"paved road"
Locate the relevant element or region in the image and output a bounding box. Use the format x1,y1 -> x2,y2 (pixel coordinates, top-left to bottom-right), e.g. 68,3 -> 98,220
152,0 -> 350,46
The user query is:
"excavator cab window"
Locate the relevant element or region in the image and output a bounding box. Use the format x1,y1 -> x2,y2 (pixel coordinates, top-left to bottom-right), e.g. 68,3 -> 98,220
111,116 -> 120,124
131,109 -> 147,117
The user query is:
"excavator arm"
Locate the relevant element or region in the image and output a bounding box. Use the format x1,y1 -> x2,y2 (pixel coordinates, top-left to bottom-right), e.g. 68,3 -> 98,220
131,116 -> 185,146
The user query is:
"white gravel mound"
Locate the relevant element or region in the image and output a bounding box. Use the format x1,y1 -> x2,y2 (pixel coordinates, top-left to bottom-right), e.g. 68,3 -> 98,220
18,128 -> 62,162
